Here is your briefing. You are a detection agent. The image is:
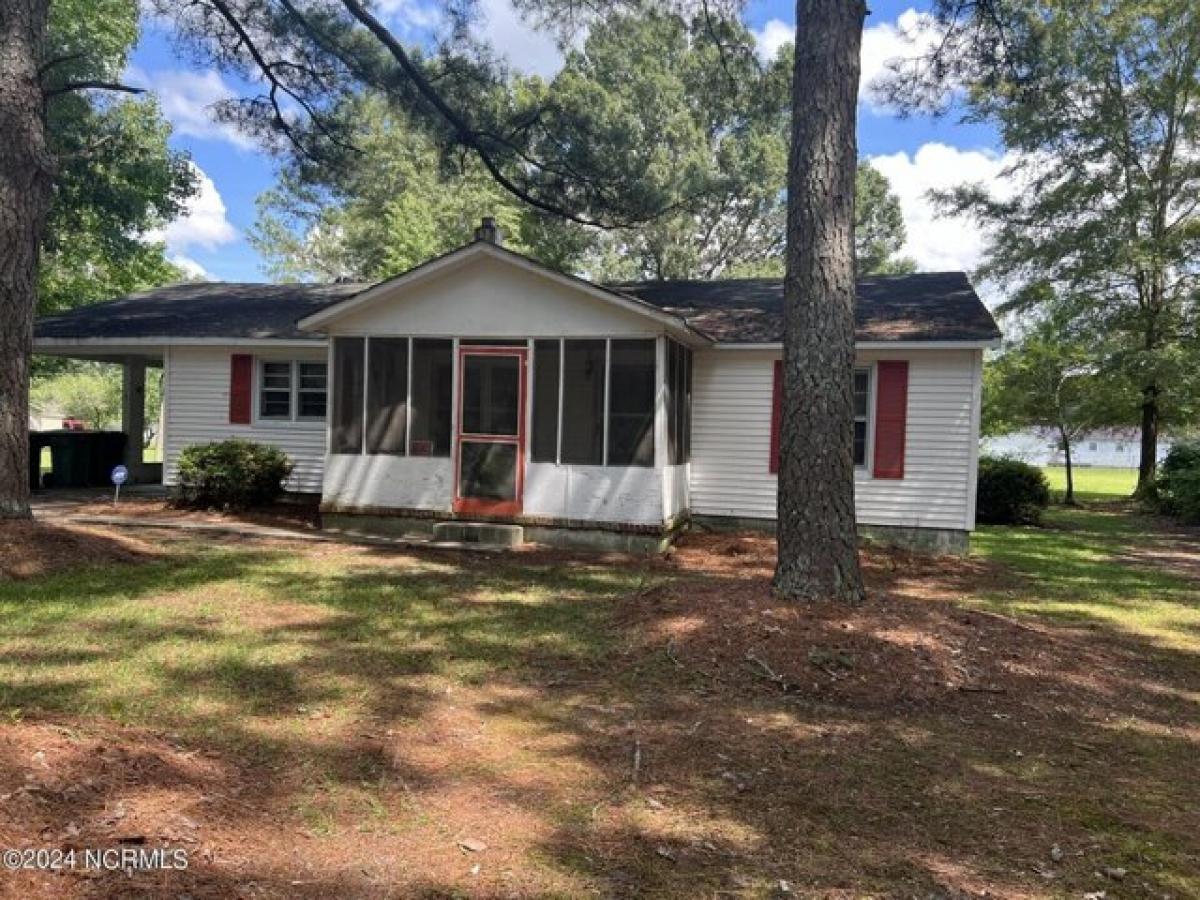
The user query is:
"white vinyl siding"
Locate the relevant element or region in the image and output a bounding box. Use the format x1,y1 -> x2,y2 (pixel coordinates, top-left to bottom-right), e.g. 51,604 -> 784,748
689,348 -> 981,532
163,345 -> 328,493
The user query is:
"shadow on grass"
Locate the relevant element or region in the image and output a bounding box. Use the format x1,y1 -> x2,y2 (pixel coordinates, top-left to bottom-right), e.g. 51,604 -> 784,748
0,523 -> 1195,898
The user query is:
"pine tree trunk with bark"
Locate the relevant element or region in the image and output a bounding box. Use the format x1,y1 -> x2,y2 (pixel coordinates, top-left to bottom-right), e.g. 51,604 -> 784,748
774,0 -> 868,603
0,0 -> 52,519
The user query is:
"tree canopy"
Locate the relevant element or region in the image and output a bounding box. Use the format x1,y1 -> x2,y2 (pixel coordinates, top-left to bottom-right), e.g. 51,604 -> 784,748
40,0 -> 196,315
251,13 -> 913,283
890,0 -> 1200,488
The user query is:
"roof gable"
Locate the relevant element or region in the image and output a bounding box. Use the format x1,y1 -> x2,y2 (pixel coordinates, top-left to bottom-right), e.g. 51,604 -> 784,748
297,242 -> 698,339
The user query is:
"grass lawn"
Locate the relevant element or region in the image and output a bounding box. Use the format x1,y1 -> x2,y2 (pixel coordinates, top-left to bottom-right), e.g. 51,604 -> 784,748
1042,465 -> 1139,500
0,509 -> 1196,898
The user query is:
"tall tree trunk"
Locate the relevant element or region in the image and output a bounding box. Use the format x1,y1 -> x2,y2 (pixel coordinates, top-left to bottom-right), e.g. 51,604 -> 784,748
774,0 -> 867,603
1136,383 -> 1158,494
0,0 -> 52,519
1059,426 -> 1075,506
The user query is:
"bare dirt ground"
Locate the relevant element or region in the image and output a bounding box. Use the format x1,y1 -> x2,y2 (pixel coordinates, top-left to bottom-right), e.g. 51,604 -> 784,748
0,518 -> 1196,899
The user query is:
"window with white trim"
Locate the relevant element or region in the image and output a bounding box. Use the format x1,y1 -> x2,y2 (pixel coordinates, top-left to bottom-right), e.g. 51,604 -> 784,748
853,367 -> 870,467
258,359 -> 328,421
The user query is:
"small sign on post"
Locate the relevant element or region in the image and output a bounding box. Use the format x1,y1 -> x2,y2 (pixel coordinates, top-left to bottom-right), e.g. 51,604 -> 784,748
110,464 -> 129,507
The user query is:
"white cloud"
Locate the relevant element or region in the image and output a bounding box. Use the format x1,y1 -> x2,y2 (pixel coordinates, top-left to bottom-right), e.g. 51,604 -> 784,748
859,8 -> 943,112
376,0 -> 443,33
127,66 -> 257,150
473,0 -> 568,78
167,254 -> 211,280
752,19 -> 793,63
867,142 -> 1021,273
146,163 -> 238,256
752,8 -> 943,112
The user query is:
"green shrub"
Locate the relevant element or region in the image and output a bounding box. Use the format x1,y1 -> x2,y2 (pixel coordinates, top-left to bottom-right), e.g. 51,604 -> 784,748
175,439 -> 293,509
1154,440 -> 1200,524
976,455 -> 1050,525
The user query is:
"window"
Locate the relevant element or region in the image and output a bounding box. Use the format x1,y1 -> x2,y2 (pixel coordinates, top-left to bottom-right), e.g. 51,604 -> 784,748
298,363 -> 327,418
531,340 -> 560,463
769,363 -> 872,471
259,359 -> 328,421
665,340 -> 692,465
331,338 -> 365,453
853,368 -> 870,467
560,339 -> 607,465
259,361 -> 292,419
608,340 -> 656,466
410,338 -> 452,456
366,338 -> 408,455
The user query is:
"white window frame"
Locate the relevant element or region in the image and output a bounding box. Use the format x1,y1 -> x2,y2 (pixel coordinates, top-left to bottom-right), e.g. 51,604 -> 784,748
296,360 -> 329,422
256,358 -> 328,424
853,364 -> 874,471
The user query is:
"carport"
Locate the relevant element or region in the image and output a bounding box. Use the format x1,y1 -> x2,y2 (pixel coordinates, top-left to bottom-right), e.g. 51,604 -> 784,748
31,341 -> 165,487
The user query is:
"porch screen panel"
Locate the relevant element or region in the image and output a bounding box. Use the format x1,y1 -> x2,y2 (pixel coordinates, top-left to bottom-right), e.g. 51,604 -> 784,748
366,337 -> 408,455
607,340 -> 656,466
410,338 -> 452,456
665,340 -> 679,464
560,339 -> 605,465
331,337 -> 365,454
531,340 -> 560,463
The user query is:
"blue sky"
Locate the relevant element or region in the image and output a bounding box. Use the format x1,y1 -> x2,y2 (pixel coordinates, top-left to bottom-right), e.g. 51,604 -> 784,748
129,0 -> 1011,283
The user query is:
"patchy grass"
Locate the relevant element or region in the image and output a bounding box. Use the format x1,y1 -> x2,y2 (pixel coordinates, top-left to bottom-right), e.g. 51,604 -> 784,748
973,507 -> 1200,652
1043,465 -> 1139,501
0,511 -> 1196,899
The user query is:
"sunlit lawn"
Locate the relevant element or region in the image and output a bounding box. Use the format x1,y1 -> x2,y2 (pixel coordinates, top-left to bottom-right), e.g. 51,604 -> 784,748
974,506 -> 1200,652
1042,465 -> 1138,500
0,507 -> 1196,898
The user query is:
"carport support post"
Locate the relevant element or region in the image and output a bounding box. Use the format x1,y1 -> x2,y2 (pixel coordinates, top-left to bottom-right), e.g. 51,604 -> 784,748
121,358 -> 145,476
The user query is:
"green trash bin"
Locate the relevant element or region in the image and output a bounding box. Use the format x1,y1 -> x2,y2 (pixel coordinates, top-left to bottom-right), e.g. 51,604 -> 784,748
28,435 -> 42,491
48,434 -> 92,488
87,432 -> 127,486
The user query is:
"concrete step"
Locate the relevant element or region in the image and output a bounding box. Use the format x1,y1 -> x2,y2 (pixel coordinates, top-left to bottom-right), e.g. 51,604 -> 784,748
432,521 -> 525,547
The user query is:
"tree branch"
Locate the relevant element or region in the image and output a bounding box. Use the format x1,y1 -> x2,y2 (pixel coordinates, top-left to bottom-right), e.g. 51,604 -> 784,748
44,80 -> 145,99
334,0 -> 627,228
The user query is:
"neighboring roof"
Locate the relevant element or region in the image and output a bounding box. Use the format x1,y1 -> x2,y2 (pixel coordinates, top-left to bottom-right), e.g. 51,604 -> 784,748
609,272 -> 1001,344
34,262 -> 999,347
34,282 -> 368,343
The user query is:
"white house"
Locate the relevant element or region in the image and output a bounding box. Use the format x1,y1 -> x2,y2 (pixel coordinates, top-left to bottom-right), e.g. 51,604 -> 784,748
34,224 -> 1001,552
983,428 -> 1171,468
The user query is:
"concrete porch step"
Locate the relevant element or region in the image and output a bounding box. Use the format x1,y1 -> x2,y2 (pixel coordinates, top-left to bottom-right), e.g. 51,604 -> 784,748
432,521 -> 525,547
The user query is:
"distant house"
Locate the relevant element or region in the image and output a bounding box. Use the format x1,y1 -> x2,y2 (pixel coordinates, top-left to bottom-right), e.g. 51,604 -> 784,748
983,428 -> 1172,468
34,222 -> 1001,552
29,402 -> 67,432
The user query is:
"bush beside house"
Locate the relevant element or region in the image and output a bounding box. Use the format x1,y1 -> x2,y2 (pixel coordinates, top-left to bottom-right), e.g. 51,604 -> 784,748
176,440 -> 293,510
976,456 -> 1051,525
1154,441 -> 1200,524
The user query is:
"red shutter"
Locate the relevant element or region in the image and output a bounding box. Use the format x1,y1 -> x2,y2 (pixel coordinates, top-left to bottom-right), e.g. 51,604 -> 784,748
229,354 -> 253,424
873,360 -> 908,479
769,359 -> 782,474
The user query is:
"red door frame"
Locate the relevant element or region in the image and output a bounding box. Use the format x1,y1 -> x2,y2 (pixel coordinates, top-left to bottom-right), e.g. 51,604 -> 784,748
453,345 -> 528,517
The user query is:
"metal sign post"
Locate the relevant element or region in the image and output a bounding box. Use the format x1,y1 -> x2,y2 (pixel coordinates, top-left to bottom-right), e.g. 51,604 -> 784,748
111,465 -> 129,507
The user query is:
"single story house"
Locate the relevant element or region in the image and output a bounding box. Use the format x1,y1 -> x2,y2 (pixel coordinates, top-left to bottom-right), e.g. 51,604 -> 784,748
34,222 -> 1000,552
983,428 -> 1170,469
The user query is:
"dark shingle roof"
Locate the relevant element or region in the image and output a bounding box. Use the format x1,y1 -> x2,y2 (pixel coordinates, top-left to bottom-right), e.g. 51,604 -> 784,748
34,282 -> 368,342
34,271 -> 999,346
609,272 -> 1001,343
